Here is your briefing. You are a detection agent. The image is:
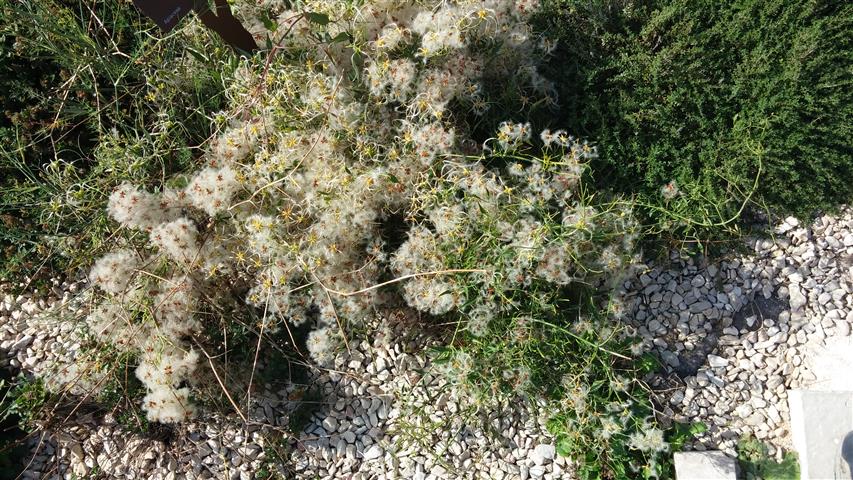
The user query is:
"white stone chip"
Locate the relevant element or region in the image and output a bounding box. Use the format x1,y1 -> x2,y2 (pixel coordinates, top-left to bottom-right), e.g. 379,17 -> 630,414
673,451 -> 736,480
362,445 -> 384,461
706,355 -> 728,368
531,444 -> 555,465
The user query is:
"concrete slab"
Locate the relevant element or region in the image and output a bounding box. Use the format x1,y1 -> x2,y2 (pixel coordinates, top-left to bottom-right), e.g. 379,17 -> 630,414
788,389 -> 853,479
673,451 -> 737,480
799,336 -> 853,391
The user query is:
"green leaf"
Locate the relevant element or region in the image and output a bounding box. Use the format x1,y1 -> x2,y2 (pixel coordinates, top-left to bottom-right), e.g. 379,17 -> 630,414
259,12 -> 276,31
328,31 -> 351,44
555,434 -> 573,457
545,417 -> 562,434
637,352 -> 661,374
185,47 -> 208,64
306,12 -> 329,25
689,422 -> 708,436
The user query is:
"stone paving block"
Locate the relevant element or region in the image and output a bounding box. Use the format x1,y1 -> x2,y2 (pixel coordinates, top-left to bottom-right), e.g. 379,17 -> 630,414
789,389 -> 853,479
673,451 -> 736,480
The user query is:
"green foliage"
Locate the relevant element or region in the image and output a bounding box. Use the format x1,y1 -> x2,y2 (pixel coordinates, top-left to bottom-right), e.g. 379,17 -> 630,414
539,0 -> 853,243
0,0 -> 236,283
254,434 -> 292,480
94,350 -> 152,434
737,435 -> 800,480
0,377 -> 28,480
407,144 -> 669,477
2,376 -> 49,429
541,327 -> 704,479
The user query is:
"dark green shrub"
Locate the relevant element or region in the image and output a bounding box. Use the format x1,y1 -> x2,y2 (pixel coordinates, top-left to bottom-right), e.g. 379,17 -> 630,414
539,0 -> 852,242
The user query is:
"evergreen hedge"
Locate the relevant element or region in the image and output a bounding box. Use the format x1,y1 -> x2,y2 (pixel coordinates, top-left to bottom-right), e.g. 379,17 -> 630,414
542,0 -> 852,235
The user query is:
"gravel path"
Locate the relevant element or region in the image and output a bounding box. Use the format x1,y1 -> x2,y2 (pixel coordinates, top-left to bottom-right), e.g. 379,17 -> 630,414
2,207 -> 850,477
626,208 -> 852,460
1,292 -> 569,479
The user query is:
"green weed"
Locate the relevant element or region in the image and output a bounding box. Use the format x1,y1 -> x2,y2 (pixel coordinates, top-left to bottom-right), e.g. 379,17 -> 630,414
738,435 -> 800,480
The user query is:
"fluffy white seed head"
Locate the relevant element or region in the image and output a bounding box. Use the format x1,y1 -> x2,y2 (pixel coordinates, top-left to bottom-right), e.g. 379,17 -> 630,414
141,386 -> 197,423
107,182 -> 174,230
149,218 -> 201,265
135,346 -> 200,422
88,249 -> 141,294
306,326 -> 339,366
185,166 -> 240,216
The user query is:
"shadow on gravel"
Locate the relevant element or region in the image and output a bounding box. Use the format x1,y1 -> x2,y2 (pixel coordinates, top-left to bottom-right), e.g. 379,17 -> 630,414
0,369 -> 28,480
732,294 -> 787,333
666,291 -> 788,380
670,330 -> 721,379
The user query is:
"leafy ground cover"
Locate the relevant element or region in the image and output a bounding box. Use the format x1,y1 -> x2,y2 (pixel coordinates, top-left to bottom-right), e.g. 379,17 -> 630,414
0,0 -> 234,284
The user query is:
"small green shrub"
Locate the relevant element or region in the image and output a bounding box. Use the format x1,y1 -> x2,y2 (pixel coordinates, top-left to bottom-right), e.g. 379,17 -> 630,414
5,376 -> 49,428
400,138 -> 662,476
738,435 -> 800,480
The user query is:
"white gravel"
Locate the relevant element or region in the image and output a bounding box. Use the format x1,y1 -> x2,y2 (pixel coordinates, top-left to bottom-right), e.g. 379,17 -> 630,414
0,287 -> 571,479
623,207 -> 852,460
2,206 -> 850,475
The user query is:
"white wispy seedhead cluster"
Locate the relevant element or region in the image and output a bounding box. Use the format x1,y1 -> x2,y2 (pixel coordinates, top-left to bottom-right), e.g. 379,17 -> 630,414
82,303 -> 200,422
150,218 -> 201,265
367,58 -> 418,102
153,276 -> 200,339
88,249 -> 141,294
393,134 -> 638,345
628,424 -> 668,454
136,348 -> 200,423
305,326 -> 341,367
87,302 -> 138,349
497,121 -> 533,150
81,0 -> 619,423
85,261 -> 205,422
407,121 -> 456,166
186,166 -> 240,216
85,167 -> 239,421
661,179 -> 680,200
392,226 -> 463,315
107,182 -> 179,231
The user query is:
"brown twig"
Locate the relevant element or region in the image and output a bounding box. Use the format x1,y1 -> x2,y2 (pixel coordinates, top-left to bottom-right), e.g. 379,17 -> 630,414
193,339 -> 248,422
314,268 -> 489,297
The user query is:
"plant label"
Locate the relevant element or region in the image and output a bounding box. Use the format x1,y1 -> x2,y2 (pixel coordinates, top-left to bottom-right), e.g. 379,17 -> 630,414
132,0 -> 194,32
